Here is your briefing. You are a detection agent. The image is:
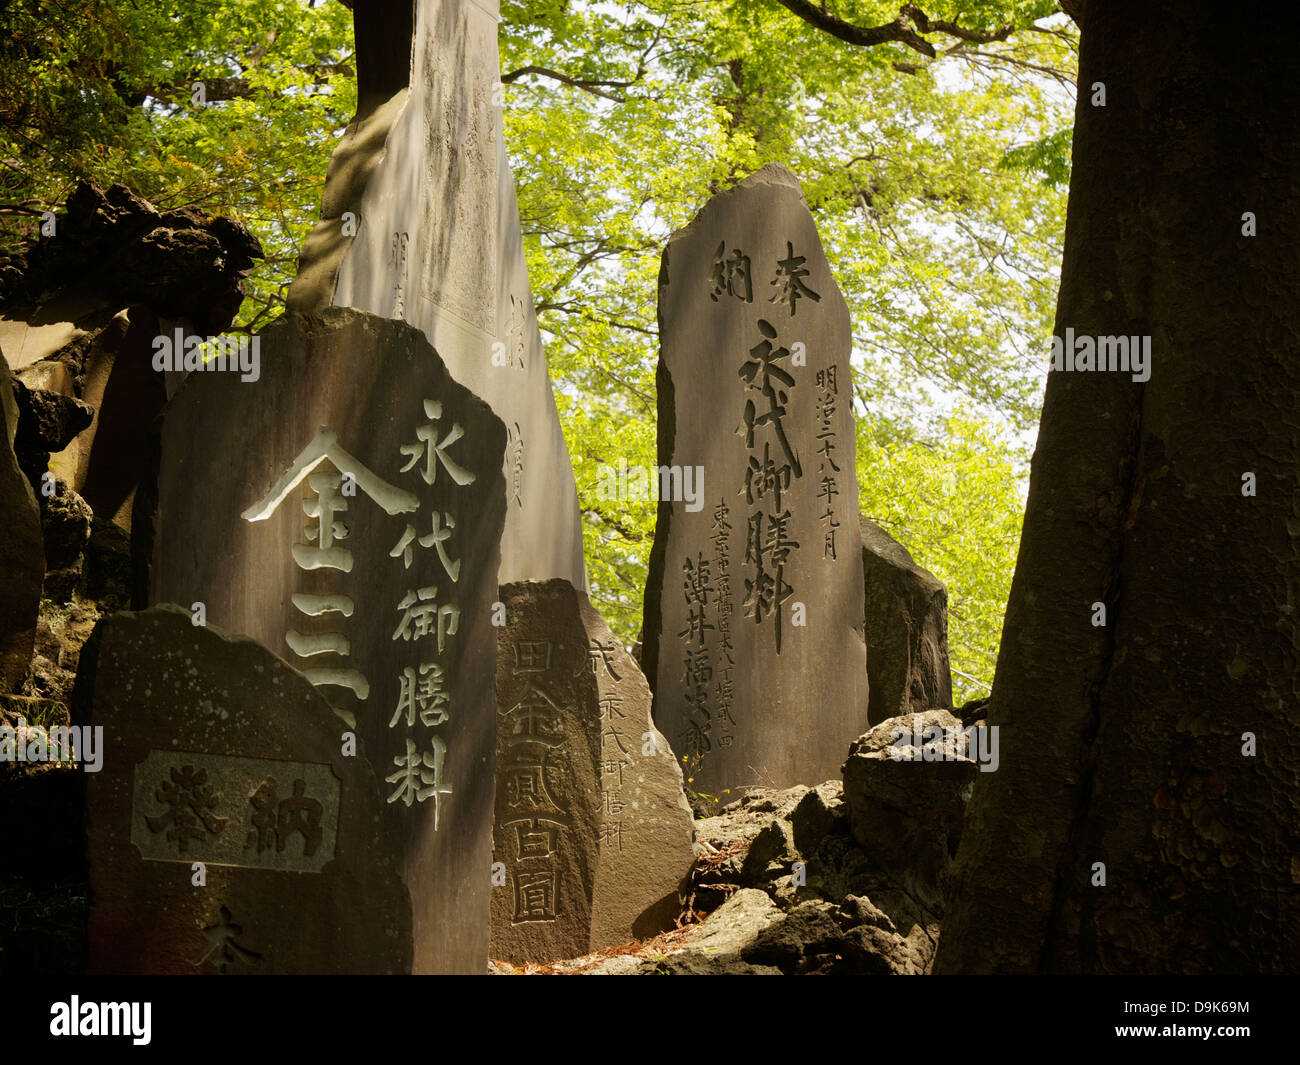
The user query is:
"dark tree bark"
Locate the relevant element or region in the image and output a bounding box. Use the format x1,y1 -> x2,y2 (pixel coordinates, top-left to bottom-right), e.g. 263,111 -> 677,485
935,2 -> 1300,973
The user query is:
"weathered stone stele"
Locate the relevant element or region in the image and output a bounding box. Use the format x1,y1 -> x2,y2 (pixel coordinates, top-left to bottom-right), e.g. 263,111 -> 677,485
0,347 -> 44,690
643,164 -> 869,793
73,605 -> 411,974
860,516 -> 953,723
491,580 -> 695,962
580,591 -> 697,947
150,307 -> 507,973
288,0 -> 585,589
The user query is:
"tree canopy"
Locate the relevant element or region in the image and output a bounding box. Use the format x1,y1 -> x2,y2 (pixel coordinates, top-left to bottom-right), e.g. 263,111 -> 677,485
0,0 -> 1079,701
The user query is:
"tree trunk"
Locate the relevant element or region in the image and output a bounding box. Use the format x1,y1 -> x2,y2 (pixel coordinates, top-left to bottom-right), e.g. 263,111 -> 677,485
935,2 -> 1300,973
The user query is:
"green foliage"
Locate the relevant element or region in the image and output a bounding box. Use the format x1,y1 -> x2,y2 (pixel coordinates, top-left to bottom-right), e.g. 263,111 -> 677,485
679,753 -> 734,812
999,127 -> 1073,189
0,0 -> 356,329
0,0 -> 1080,696
857,410 -> 1027,704
507,1 -> 1074,692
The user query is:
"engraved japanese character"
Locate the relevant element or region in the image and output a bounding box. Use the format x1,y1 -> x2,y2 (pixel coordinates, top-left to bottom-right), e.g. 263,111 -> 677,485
578,639 -> 623,682
739,319 -> 802,478
145,765 -> 228,853
389,510 -> 461,581
678,716 -> 712,758
678,553 -> 715,644
503,759 -> 562,811
513,869 -> 559,923
710,241 -> 753,303
244,776 -> 324,858
513,640 -> 552,673
390,661 -> 450,728
743,510 -> 799,652
601,756 -> 631,789
501,686 -> 566,747
602,722 -> 631,757
599,819 -> 624,852
769,240 -> 822,314
507,816 -> 565,859
242,427 -> 418,572
506,421 -> 524,507
191,905 -> 261,973
399,399 -> 477,487
386,737 -> 453,829
392,586 -> 460,651
745,440 -> 794,509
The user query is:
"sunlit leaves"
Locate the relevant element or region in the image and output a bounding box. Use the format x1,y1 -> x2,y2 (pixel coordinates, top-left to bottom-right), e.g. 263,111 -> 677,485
0,0 -> 1077,695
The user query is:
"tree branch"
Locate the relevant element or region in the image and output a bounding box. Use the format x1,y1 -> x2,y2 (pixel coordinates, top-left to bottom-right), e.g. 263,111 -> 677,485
501,65 -> 633,102
774,1 -> 1030,59
774,0 -> 937,57
903,5 -> 1016,46
132,63 -> 352,105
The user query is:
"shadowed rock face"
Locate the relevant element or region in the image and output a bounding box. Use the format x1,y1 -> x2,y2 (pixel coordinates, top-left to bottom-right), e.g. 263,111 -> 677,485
0,350 -> 44,691
10,379 -> 93,487
841,709 -> 976,915
592,775 -> 953,975
642,163 -> 868,794
73,605 -> 411,975
288,0 -> 585,590
860,517 -> 953,723
0,181 -> 262,360
0,181 -> 262,537
491,579 -> 695,963
150,307 -> 507,974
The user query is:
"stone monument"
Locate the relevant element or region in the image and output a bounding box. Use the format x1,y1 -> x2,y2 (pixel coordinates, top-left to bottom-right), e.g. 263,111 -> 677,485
287,0 -> 585,588
150,308 -> 507,973
75,605 -> 411,974
643,164 -> 869,793
491,579 -> 695,962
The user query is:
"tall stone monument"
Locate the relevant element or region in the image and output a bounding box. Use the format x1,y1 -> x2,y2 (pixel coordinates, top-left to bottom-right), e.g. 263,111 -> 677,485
288,0 -> 585,589
643,164 -> 869,793
150,308 -> 507,973
285,0 -> 696,957
75,606 -> 412,974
